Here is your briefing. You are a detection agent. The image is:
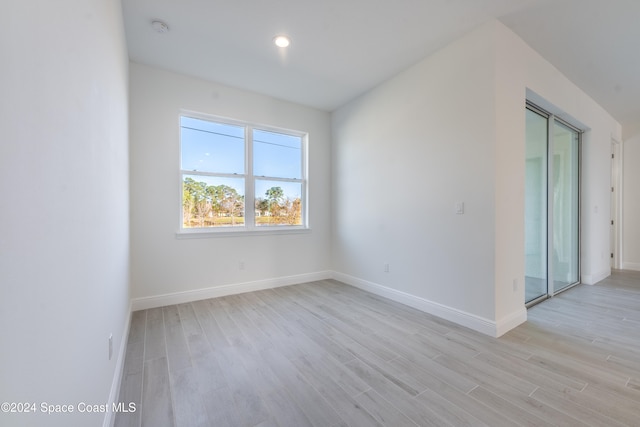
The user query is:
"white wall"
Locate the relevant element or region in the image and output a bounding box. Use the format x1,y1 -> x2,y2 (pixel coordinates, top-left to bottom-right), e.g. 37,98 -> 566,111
332,20 -> 620,336
493,21 -> 621,318
332,23 -> 499,332
129,63 -> 332,303
622,124 -> 640,270
0,1 -> 130,427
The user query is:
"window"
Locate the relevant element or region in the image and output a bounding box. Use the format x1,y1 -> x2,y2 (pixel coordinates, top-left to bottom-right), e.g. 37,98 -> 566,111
180,114 -> 307,233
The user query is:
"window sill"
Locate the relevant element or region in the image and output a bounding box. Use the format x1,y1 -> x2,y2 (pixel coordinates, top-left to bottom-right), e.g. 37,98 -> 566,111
176,227 -> 311,239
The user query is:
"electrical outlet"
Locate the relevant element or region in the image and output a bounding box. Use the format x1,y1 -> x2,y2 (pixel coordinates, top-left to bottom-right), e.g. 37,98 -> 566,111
239,260 -> 245,270
384,263 -> 390,273
108,334 -> 113,361
512,279 -> 518,292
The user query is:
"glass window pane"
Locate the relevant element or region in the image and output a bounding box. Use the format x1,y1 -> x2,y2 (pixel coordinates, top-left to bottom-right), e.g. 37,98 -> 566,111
525,108 -> 548,303
182,174 -> 245,228
181,117 -> 244,174
552,122 -> 580,292
254,179 -> 302,226
253,129 -> 302,179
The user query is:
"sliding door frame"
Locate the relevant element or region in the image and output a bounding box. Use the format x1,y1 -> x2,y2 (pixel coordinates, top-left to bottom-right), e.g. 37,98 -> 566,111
526,101 -> 582,308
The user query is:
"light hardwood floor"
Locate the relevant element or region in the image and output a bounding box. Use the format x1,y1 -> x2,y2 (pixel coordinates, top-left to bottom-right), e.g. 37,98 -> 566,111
114,270 -> 640,426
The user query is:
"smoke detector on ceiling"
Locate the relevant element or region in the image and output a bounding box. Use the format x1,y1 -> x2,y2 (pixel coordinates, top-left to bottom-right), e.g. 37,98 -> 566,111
151,20 -> 169,34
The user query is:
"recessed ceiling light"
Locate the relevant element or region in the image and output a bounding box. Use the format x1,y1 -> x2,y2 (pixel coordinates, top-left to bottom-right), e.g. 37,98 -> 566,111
273,35 -> 291,48
151,20 -> 169,34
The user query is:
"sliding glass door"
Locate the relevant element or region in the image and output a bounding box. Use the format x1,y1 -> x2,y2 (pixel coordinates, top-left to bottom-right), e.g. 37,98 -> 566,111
551,121 -> 580,293
525,108 -> 548,303
525,104 -> 580,305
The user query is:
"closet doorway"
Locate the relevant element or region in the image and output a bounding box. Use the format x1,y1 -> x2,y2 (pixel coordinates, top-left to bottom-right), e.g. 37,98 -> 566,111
525,103 -> 581,306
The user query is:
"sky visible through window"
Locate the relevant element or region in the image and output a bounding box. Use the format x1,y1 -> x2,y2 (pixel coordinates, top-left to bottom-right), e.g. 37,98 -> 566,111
180,116 -> 302,200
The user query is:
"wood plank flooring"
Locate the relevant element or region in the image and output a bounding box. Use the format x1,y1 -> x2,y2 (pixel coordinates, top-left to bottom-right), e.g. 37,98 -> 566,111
114,270 -> 640,426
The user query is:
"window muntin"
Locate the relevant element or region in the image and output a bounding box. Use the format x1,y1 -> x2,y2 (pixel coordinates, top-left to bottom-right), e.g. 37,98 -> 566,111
180,114 -> 306,232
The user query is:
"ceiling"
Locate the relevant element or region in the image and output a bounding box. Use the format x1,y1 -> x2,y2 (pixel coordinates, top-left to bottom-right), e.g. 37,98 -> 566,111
122,0 -> 640,127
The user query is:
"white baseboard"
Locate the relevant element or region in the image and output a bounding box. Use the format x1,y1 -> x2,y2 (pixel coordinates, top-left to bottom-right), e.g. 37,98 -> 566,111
103,301 -> 133,427
622,262 -> 640,271
495,308 -> 527,337
131,271 -> 332,311
582,268 -> 611,285
331,271 -> 523,338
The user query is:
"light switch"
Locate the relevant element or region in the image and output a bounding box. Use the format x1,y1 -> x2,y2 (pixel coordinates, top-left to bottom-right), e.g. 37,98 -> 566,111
455,202 -> 464,215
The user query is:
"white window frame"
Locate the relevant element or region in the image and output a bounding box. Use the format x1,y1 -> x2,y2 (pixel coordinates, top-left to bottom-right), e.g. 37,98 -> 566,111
177,111 -> 309,237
